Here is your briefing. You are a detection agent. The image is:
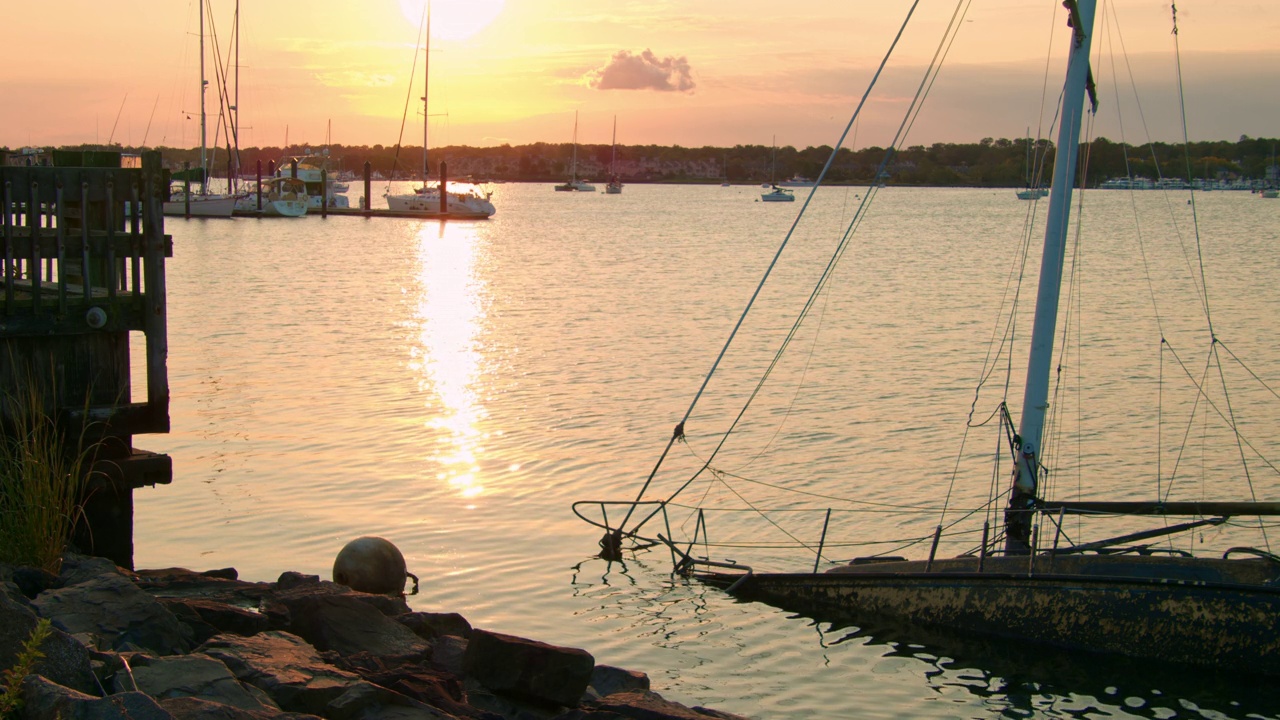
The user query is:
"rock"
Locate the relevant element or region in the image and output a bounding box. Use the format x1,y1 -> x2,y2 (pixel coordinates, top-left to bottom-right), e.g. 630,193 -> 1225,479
462,629 -> 594,708
112,654 -> 281,713
397,612 -> 472,641
0,589 -> 98,694
588,690 -> 752,720
157,696 -> 321,720
324,682 -> 453,720
276,573 -> 319,591
583,667 -> 649,703
11,567 -> 60,598
32,572 -> 193,655
332,538 -> 407,595
329,653 -> 483,720
20,675 -> 174,720
57,555 -> 125,587
161,598 -> 271,642
280,594 -> 429,659
429,635 -> 468,677
197,631 -> 366,716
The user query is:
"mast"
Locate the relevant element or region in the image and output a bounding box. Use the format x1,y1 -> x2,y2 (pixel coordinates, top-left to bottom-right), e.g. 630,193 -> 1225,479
422,1 -> 431,186
199,0 -> 208,194
571,111 -> 579,183
610,115 -> 617,178
1005,0 -> 1096,554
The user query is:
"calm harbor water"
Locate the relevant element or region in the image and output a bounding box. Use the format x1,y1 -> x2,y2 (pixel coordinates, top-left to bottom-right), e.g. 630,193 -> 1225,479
133,183 -> 1280,719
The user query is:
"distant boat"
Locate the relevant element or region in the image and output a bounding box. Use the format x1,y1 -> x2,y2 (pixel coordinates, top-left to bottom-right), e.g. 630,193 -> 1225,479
278,155 -> 351,210
555,111 -> 596,192
1016,130 -> 1048,200
163,0 -> 235,218
234,176 -> 308,217
760,185 -> 795,202
760,138 -> 793,201
383,1 -> 496,218
777,175 -> 815,187
605,116 -> 622,195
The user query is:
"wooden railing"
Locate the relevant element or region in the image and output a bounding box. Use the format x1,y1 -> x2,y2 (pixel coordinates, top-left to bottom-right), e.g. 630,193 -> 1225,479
1,152 -> 172,435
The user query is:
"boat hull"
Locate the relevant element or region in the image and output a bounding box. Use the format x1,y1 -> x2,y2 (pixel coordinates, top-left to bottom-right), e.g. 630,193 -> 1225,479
385,191 -> 495,218
698,554 -> 1280,675
163,195 -> 237,218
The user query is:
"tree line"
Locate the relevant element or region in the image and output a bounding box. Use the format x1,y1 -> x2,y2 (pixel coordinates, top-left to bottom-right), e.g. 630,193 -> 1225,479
8,136 -> 1277,187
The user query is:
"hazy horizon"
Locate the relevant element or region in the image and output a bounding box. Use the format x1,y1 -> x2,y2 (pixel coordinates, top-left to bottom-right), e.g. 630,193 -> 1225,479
4,2 -> 1277,152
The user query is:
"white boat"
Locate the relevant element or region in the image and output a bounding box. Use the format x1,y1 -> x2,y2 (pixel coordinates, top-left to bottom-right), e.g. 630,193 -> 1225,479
777,175 -> 815,187
384,2 -> 495,218
1016,130 -> 1048,199
759,185 -> 795,202
235,177 -> 308,217
760,138 -> 793,201
277,155 -> 350,210
576,0 -> 1280,675
555,111 -> 595,192
163,0 -> 235,219
604,116 -> 622,195
163,190 -> 238,218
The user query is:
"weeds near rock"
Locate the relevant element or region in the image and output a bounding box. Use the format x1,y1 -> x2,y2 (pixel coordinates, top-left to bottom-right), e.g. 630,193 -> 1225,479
0,372 -> 99,574
0,618 -> 52,719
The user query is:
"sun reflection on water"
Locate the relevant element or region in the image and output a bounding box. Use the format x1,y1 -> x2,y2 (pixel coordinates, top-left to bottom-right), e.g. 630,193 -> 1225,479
409,221 -> 488,501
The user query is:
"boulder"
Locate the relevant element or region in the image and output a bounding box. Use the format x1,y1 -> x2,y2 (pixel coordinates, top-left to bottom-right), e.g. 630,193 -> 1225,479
112,654 -> 281,713
280,594 -> 429,659
32,572 -> 192,655
197,632 -> 376,717
157,696 -> 321,720
20,675 -> 173,720
397,613 -> 471,641
588,690 -> 752,720
0,590 -> 97,694
462,630 -> 594,708
161,598 -> 271,641
583,666 -> 649,703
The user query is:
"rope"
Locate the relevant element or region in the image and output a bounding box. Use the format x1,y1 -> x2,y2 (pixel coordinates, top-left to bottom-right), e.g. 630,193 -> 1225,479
620,0 -> 930,535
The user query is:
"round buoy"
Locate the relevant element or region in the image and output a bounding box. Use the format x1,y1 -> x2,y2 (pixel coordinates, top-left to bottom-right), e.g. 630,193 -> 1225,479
332,536 -> 408,595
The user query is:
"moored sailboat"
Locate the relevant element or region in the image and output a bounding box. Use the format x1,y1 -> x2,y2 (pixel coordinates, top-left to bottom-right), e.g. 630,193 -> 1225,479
575,0 -> 1280,675
555,111 -> 596,192
384,0 -> 496,218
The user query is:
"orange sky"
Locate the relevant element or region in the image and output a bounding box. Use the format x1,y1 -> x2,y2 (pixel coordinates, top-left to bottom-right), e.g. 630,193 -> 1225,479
3,1 -> 1277,151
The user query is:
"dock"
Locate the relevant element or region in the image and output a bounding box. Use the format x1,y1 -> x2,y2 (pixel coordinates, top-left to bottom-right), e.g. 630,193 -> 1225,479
1,150 -> 173,569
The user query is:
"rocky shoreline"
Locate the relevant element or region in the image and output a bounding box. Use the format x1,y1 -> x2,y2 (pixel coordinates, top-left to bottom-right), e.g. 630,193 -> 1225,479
1,555 -> 748,720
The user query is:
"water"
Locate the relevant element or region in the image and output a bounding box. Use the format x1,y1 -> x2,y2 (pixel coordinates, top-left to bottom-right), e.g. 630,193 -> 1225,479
134,183 -> 1280,719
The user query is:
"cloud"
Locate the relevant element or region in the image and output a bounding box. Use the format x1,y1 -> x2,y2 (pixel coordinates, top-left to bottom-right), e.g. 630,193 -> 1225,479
587,49 -> 695,93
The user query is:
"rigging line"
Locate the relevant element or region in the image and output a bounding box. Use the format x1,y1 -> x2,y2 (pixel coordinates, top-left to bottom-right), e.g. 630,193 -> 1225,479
1029,0 -> 1064,193
1210,339 -> 1271,550
1161,340 -> 1280,481
387,5 -> 428,196
1217,341 -> 1280,402
1170,4 -> 1213,329
687,464 -> 956,512
620,0 -> 925,533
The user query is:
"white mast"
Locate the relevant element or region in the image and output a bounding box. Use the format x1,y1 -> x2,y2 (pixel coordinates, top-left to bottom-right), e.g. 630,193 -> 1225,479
422,1 -> 431,187
1006,0 -> 1097,553
610,115 -> 617,177
571,111 -> 579,183
199,0 -> 208,193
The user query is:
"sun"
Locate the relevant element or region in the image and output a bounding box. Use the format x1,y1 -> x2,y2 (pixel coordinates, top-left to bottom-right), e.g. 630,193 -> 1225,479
398,0 -> 504,42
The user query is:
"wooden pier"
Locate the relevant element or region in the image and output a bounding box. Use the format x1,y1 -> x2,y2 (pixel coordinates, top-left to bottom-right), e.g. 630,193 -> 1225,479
1,150 -> 172,569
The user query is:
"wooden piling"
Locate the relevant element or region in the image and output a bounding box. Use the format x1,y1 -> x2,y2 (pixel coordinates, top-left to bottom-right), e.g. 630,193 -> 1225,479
1,151 -> 173,569
363,162 -> 372,217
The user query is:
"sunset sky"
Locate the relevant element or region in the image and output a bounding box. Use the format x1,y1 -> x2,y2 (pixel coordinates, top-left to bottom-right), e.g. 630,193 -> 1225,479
4,1 -> 1277,152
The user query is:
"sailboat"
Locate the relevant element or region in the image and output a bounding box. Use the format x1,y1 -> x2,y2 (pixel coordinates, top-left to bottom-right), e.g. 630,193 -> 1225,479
575,0 -> 1280,675
385,0 -> 496,218
1016,128 -> 1049,199
555,111 -> 596,192
605,116 -> 622,195
760,136 -> 794,202
163,0 -> 236,219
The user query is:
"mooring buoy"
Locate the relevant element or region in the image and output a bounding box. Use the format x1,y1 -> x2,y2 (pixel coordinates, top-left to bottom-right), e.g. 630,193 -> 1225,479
333,536 -> 413,595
